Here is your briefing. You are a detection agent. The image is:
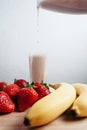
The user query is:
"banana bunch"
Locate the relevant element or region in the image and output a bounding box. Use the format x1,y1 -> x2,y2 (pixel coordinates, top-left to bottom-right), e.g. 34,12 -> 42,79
71,83 -> 87,117
24,83 -> 76,127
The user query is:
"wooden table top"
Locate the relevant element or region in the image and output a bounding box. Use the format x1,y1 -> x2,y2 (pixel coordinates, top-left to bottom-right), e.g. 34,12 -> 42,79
0,110 -> 87,130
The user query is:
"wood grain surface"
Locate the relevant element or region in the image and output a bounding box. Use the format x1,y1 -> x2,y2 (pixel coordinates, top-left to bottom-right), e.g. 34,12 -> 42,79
0,111 -> 87,130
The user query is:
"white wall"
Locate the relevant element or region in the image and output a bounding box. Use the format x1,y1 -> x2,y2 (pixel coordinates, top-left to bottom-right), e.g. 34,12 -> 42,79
0,0 -> 87,84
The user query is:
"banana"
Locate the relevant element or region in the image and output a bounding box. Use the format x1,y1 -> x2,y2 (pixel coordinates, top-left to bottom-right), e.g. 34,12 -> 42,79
24,83 -> 76,127
71,83 -> 87,117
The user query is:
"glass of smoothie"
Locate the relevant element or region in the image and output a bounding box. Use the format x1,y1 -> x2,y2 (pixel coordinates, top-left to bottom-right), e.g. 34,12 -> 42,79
29,54 -> 47,83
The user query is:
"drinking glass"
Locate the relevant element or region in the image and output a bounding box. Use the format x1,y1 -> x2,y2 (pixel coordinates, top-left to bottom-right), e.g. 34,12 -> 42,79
29,54 -> 47,83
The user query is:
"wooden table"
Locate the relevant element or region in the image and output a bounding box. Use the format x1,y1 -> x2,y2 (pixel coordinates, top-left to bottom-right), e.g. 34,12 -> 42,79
0,111 -> 87,130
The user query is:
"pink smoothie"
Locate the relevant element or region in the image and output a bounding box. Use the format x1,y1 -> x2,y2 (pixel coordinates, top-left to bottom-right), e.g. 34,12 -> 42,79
29,54 -> 47,83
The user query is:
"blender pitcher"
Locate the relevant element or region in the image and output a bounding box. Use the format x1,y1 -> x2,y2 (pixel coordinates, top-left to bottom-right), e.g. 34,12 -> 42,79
38,0 -> 87,14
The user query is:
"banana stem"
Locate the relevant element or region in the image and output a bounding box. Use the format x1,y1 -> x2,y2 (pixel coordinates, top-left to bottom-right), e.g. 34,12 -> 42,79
49,84 -> 59,89
49,83 -> 72,90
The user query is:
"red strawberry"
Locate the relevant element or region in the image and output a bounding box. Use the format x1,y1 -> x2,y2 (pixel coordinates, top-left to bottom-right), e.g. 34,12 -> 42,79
0,91 -> 15,113
4,84 -> 20,101
0,82 -> 7,91
17,87 -> 38,111
14,79 -> 27,88
34,82 -> 50,99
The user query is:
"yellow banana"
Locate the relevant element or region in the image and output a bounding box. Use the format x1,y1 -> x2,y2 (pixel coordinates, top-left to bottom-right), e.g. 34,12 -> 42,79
24,83 -> 76,127
71,83 -> 87,117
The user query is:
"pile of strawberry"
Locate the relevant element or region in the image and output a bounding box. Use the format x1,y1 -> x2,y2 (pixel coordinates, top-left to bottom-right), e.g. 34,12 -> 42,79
0,79 -> 51,113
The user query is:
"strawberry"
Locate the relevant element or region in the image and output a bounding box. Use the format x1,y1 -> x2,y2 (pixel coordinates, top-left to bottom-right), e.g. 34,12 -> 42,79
34,82 -> 50,99
0,82 -> 7,91
17,87 -> 38,111
14,79 -> 27,88
4,84 -> 20,101
0,91 -> 15,113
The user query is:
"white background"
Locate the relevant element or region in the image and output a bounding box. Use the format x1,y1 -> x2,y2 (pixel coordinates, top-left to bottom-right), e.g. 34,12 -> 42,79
0,0 -> 87,84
